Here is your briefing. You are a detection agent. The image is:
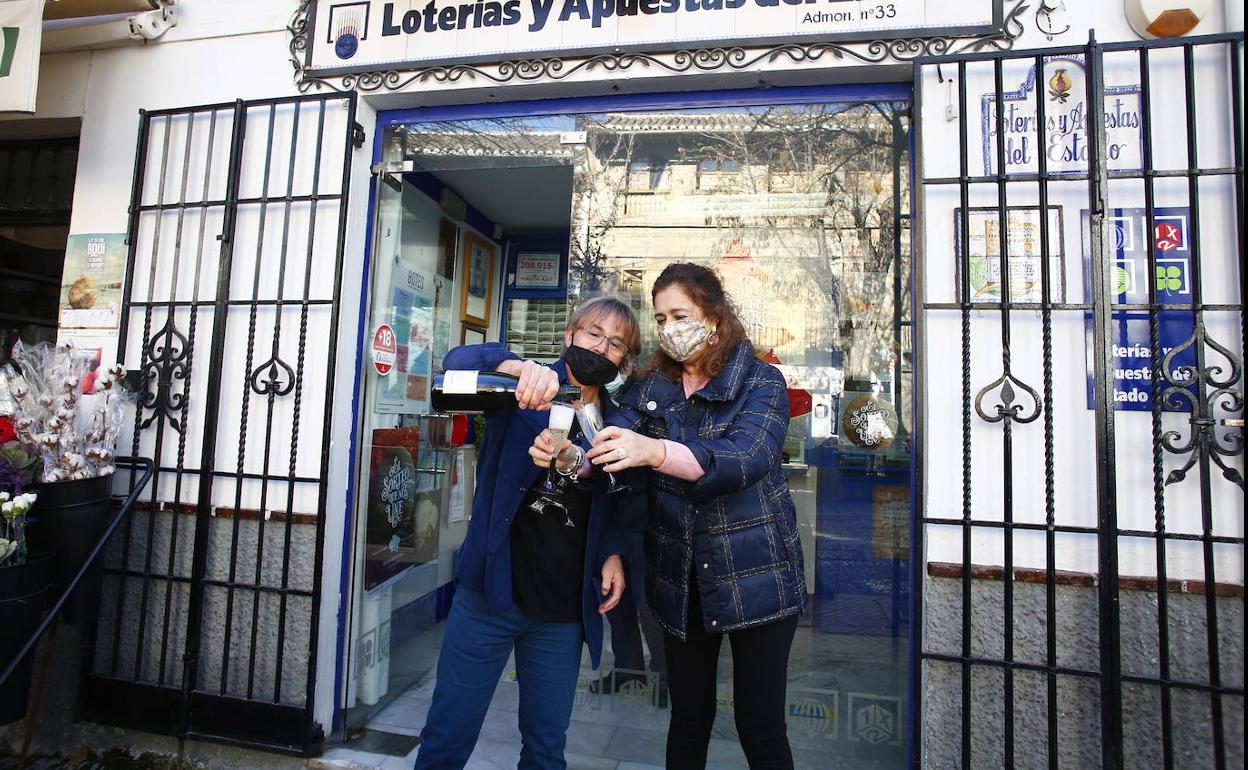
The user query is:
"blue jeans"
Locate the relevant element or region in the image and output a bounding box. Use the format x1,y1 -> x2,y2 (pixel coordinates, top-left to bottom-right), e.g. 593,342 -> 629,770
413,587 -> 584,770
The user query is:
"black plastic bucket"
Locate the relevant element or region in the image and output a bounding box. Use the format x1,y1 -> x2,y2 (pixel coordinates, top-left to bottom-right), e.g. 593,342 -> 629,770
0,551 -> 52,725
26,473 -> 114,626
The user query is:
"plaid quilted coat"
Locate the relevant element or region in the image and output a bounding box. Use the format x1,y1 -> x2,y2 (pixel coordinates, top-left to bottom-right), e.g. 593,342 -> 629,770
614,341 -> 806,639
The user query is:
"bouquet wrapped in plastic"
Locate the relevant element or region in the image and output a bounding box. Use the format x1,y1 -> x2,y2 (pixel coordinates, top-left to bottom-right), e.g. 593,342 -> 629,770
1,340 -> 132,482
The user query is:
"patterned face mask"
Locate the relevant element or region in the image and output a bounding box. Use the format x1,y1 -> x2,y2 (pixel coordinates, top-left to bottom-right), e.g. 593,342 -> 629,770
658,319 -> 714,362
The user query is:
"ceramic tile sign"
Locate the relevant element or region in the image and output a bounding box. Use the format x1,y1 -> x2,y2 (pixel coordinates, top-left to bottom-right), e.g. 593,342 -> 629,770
59,233 -> 126,330
1082,206 -> 1197,412
981,54 -> 1142,176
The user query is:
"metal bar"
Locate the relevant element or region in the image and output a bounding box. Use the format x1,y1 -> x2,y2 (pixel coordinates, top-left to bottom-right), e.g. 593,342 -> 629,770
922,167 -> 1241,185
124,298 -> 338,309
274,98 -> 327,705
990,56 -> 1017,766
926,303 -> 1242,311
1031,49 -> 1060,770
96,570 -> 315,597
222,101 -> 279,698
158,108 -> 222,688
111,108 -> 153,678
1135,44 -> 1175,770
126,113 -> 174,681
1085,34 -> 1125,770
922,654 -> 1100,678
134,192 -> 344,211
1182,41 -> 1226,770
956,57 -> 973,770
1118,675 -> 1244,695
134,111 -> 197,684
923,518 -> 1100,534
180,99 -> 248,742
305,92 -> 358,749
141,92 -> 347,119
246,99 -> 304,702
0,459 -> 154,689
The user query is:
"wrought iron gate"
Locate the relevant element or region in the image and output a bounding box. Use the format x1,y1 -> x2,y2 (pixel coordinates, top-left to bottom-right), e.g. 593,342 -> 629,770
913,33 -> 1243,768
82,92 -> 359,754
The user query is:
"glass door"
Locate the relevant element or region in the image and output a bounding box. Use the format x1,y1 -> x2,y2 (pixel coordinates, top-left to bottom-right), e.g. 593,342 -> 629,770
569,100 -> 913,767
343,94 -> 912,768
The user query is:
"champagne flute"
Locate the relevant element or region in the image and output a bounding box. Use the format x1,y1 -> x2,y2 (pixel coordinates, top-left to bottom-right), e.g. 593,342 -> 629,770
533,403 -> 576,509
576,402 -> 630,496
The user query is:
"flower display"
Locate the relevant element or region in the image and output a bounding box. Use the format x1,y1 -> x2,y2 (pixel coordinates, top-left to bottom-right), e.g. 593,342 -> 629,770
0,340 -> 132,483
0,490 -> 37,567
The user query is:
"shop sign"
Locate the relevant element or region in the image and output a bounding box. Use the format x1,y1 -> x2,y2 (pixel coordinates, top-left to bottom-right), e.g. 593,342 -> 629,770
305,0 -> 999,71
514,252 -> 561,290
1082,206 -> 1197,412
0,0 -> 45,114
982,55 -> 1142,176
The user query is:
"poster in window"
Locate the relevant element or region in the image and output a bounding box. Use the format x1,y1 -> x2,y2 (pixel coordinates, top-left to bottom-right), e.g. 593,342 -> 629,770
376,259 -> 435,414
954,207 -> 1065,303
514,252 -> 561,290
460,230 -> 495,327
59,233 -> 127,330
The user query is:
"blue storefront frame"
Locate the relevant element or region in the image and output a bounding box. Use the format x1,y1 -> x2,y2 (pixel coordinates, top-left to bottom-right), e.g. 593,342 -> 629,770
334,82 -> 920,759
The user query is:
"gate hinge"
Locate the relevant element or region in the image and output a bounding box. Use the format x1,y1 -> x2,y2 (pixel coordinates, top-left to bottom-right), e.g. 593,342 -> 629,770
371,160 -> 415,192
352,122 -> 366,149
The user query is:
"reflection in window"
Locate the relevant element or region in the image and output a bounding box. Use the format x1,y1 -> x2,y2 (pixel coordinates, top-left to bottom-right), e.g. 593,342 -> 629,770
696,158 -> 742,191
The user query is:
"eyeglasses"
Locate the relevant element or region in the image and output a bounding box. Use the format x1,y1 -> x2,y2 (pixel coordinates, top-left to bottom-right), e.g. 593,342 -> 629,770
577,325 -> 629,356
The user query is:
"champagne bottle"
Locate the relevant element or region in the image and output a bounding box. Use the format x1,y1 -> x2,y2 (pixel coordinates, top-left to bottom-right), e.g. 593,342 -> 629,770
431,370 -> 581,413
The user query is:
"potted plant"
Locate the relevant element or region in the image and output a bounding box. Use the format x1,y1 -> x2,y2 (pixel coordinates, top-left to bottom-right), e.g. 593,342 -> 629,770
1,341 -> 129,626
1,446 -> 51,725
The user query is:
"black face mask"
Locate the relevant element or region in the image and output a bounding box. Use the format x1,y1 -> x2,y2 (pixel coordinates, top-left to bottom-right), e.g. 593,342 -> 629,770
564,345 -> 620,386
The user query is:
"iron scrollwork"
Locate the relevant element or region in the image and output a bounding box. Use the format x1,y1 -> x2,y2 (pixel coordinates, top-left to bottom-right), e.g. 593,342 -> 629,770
974,369 -> 1041,423
289,0 -> 1028,93
249,354 -> 296,397
138,319 -> 191,434
1159,322 -> 1244,489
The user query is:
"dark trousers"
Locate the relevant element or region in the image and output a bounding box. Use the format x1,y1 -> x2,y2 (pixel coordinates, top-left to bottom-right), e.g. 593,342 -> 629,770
662,586 -> 799,770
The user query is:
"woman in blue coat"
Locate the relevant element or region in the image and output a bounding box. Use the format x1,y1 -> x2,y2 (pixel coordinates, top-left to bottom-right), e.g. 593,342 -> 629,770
413,297 -> 639,770
585,263 -> 805,769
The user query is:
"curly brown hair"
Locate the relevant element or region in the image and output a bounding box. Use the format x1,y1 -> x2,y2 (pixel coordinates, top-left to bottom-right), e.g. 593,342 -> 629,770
640,262 -> 755,381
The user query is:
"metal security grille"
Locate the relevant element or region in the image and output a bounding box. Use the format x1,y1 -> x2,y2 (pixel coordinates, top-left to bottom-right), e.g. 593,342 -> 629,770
913,34 -> 1243,769
82,92 -> 359,754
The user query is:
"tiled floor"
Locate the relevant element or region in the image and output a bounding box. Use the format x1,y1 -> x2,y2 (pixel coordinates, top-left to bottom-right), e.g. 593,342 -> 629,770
329,625 -> 907,769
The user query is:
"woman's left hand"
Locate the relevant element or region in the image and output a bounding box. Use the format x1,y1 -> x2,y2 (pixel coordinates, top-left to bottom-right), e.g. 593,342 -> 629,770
587,426 -> 666,472
599,554 -> 625,614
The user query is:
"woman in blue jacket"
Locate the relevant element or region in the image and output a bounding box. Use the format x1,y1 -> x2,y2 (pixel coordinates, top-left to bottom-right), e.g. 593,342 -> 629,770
413,297 -> 639,770
585,264 -> 805,769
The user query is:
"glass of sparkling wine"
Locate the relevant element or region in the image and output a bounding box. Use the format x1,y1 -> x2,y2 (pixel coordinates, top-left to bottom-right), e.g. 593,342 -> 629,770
576,402 -> 630,496
535,403 -> 576,503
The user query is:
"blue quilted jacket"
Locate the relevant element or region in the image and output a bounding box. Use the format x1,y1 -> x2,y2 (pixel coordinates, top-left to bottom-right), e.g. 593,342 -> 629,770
612,341 -> 806,638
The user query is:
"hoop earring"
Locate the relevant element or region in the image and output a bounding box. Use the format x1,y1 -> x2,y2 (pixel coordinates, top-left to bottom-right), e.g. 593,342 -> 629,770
708,328 -> 720,345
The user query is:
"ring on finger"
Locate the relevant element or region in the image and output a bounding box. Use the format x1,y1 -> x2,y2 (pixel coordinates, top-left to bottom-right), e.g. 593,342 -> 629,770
615,447 -> 627,461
